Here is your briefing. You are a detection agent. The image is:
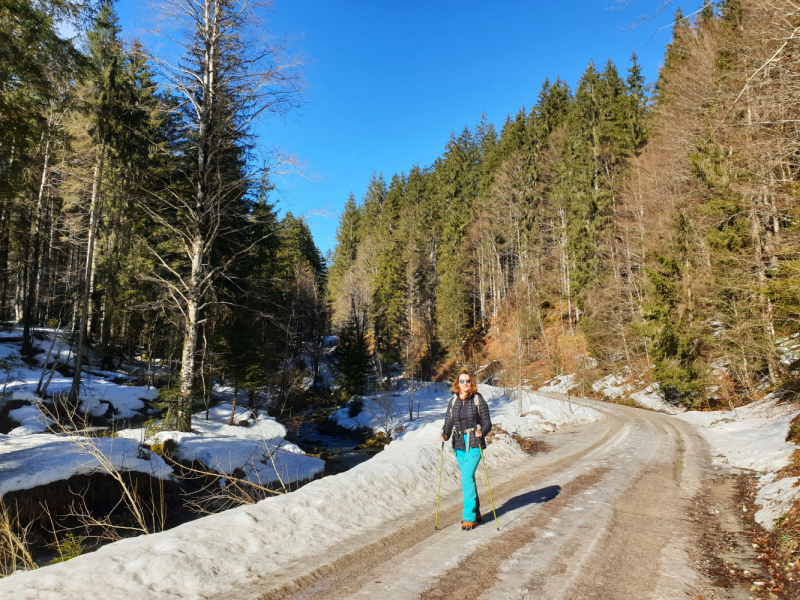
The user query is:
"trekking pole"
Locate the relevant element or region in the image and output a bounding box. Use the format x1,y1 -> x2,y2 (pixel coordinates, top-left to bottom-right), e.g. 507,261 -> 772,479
434,440 -> 444,530
478,444 -> 499,531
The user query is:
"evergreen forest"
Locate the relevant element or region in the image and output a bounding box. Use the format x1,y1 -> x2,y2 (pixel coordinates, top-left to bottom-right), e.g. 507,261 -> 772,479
0,0 -> 325,432
3,0 -> 800,433
329,0 -> 800,410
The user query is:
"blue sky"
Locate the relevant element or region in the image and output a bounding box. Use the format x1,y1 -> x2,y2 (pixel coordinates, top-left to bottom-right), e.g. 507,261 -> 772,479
114,0 -> 692,255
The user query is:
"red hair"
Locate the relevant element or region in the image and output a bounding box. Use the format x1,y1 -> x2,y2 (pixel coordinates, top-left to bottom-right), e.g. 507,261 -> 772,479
451,367 -> 478,395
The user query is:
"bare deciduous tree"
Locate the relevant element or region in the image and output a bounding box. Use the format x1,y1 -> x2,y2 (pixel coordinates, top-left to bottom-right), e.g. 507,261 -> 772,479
143,0 -> 304,430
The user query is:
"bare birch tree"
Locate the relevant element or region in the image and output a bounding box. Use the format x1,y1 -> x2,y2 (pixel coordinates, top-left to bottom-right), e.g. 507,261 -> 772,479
143,0 -> 303,430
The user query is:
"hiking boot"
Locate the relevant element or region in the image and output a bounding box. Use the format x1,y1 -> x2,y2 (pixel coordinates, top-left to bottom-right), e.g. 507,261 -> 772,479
461,520 -> 475,531
475,514 -> 483,522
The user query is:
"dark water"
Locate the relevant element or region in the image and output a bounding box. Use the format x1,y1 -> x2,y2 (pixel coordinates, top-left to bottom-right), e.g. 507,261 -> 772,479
289,418 -> 382,476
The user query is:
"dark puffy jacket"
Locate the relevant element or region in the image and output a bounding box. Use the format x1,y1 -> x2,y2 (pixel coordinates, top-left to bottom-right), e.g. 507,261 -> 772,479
442,392 -> 492,450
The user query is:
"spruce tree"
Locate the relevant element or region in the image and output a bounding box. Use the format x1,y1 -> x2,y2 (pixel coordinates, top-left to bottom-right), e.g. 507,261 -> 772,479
333,297 -> 372,400
371,173 -> 407,379
70,0 -> 127,398
435,127 -> 481,354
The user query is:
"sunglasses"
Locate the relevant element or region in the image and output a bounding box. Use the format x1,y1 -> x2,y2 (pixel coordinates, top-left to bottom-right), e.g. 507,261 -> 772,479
458,379 -> 471,384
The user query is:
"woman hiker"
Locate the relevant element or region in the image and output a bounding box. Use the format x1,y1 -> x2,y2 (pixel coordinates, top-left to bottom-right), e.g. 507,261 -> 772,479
440,367 -> 492,530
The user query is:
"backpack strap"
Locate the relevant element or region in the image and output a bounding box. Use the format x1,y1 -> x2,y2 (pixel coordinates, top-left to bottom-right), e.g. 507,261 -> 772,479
451,393 -> 480,409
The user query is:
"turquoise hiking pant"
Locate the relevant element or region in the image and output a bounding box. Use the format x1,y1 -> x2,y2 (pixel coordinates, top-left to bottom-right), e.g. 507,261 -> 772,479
454,434 -> 482,522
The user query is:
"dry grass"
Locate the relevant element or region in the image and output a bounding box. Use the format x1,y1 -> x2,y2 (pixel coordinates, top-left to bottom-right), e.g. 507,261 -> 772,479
0,499 -> 36,577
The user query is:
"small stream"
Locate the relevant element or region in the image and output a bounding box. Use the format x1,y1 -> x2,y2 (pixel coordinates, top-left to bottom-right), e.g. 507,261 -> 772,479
288,415 -> 382,476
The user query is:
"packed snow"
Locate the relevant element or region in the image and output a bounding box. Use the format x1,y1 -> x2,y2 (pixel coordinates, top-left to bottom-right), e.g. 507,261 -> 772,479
677,394 -> 800,530
0,433 -> 173,497
118,402 -> 324,487
0,383 -> 600,599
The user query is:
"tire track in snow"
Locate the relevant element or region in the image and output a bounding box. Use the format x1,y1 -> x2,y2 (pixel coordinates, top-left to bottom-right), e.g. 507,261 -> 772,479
419,466 -> 613,600
237,411 -> 623,600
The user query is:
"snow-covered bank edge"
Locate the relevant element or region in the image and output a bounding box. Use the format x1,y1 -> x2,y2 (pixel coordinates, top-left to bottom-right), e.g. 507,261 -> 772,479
676,394 -> 800,531
0,322 -> 325,498
0,433 -> 174,498
2,401 -> 323,501
118,402 -> 325,487
0,384 -> 600,599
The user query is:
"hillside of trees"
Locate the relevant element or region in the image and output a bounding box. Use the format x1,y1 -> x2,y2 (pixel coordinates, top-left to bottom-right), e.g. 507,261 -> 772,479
329,0 -> 800,408
4,0 -> 799,420
1,0 -> 326,430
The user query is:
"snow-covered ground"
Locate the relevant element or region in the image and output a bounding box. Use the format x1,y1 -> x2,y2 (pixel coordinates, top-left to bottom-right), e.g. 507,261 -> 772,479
0,329 -> 322,497
0,329 -> 173,496
537,374 -> 579,395
0,383 -> 599,599
333,381 -> 599,438
0,433 -> 173,497
676,393 -> 800,530
777,333 -> 800,367
6,402 -> 54,436
118,402 -> 324,487
590,370 -> 685,415
0,329 -> 156,427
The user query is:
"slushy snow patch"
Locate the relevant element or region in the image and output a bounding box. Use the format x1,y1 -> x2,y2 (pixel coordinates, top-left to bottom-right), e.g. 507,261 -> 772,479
0,383 -> 599,600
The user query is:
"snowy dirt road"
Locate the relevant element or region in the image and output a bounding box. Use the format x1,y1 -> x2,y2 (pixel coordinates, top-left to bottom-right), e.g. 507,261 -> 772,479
218,397 -> 714,600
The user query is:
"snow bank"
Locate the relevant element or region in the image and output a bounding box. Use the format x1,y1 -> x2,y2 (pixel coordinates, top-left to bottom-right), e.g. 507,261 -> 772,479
0,383 -> 599,599
676,395 -> 798,473
332,382 -> 599,439
537,374 -> 578,395
75,379 -> 152,419
486,386 -> 598,435
7,403 -> 54,436
0,433 -> 172,497
591,371 -> 685,415
755,474 -> 800,529
777,333 -> 800,366
118,402 -> 324,487
677,394 -> 800,530
628,383 -> 685,414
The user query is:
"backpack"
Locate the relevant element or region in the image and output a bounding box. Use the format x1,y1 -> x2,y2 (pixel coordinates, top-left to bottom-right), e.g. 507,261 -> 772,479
449,393 -> 481,413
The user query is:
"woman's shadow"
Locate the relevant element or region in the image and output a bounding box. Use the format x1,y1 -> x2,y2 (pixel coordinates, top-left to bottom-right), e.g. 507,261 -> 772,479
492,485 -> 561,519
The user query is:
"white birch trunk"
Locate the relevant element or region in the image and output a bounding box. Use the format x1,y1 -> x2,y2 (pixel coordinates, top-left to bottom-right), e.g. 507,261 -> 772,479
70,143 -> 105,401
